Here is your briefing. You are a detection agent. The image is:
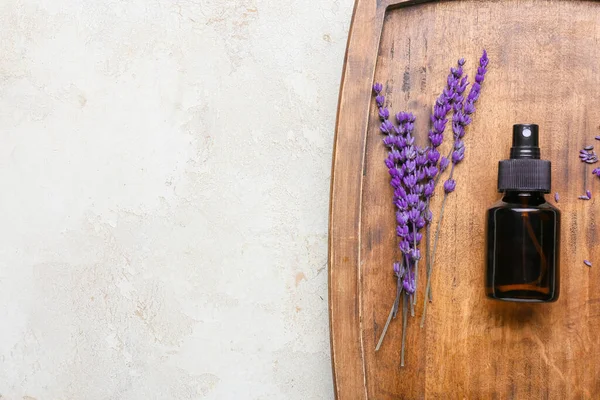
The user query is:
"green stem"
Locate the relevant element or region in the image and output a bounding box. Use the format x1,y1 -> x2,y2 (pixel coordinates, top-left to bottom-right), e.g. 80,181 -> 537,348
421,192 -> 449,328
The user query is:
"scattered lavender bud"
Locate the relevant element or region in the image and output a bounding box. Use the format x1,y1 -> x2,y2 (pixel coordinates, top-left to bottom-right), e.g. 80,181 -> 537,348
584,260 -> 593,268
593,167 -> 600,177
587,190 -> 592,199
554,192 -> 559,203
579,195 -> 590,200
585,145 -> 594,151
595,136 -> 600,141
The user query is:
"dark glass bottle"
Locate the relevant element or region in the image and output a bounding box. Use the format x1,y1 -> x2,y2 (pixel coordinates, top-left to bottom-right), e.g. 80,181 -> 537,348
485,124 -> 560,302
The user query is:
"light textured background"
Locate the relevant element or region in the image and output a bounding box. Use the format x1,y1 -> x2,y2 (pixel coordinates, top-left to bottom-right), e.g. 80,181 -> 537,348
0,0 -> 353,398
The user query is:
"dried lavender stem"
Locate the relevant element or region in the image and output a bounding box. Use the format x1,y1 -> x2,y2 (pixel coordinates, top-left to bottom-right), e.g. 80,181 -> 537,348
400,292 -> 408,367
425,210 -> 433,302
376,265 -> 404,350
413,222 -> 419,305
421,191 -> 449,327
376,305 -> 395,351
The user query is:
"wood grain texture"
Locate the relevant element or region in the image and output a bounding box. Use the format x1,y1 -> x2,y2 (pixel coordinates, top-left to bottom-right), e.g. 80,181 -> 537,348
330,0 -> 600,398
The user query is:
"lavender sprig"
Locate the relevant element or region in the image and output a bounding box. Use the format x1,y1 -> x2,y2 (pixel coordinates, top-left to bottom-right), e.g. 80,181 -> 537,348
421,59 -> 465,304
373,85 -> 430,356
422,50 -> 489,326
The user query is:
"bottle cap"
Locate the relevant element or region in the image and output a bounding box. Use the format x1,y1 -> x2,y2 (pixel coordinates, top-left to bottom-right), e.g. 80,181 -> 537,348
498,124 -> 551,192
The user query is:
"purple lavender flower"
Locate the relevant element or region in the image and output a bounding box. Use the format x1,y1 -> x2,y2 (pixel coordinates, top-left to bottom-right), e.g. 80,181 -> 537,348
379,108 -> 390,120
371,51 -> 490,359
593,167 -> 600,177
584,260 -> 593,268
380,121 -> 394,134
393,262 -> 401,276
439,157 -> 450,172
587,189 -> 592,199
444,179 -> 456,193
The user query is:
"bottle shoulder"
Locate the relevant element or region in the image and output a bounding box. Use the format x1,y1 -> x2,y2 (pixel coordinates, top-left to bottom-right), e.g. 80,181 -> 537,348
488,197 -> 560,214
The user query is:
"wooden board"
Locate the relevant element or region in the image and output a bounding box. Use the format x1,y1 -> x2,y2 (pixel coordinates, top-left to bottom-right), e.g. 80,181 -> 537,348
329,0 -> 600,398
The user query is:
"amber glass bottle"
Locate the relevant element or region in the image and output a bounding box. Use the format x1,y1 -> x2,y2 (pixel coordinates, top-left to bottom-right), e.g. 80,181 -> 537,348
485,124 -> 560,302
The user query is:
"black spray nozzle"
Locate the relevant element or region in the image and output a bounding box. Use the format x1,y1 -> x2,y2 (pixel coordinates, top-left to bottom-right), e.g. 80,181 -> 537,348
511,124 -> 540,159
498,123 -> 551,193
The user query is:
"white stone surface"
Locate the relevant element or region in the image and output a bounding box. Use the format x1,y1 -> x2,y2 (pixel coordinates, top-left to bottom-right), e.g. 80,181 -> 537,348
0,0 -> 352,398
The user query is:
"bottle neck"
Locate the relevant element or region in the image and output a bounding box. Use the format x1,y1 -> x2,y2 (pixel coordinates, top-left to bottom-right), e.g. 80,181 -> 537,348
502,191 -> 547,205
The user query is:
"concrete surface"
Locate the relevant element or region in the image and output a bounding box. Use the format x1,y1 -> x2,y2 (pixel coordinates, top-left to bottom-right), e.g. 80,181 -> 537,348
0,0 -> 353,398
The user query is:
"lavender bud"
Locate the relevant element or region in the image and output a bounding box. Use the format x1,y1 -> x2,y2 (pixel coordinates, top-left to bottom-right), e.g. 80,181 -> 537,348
384,157 -> 395,169
410,248 -> 421,261
428,149 -> 441,164
397,211 -> 409,225
416,217 -> 426,229
396,225 -> 409,237
430,133 -> 443,147
395,186 -> 407,199
379,107 -> 390,120
380,121 -> 394,134
382,136 -> 395,148
403,174 -> 417,188
399,240 -> 411,253
416,168 -> 427,181
426,165 -> 438,179
463,100 -> 476,115
444,179 -> 457,193
424,209 -> 433,222
396,112 -> 409,124
587,190 -> 592,199
584,259 -> 593,268
403,273 -> 415,294
376,95 -> 385,107
433,118 -> 447,133
395,198 -> 409,210
458,58 -> 466,66
452,148 -> 465,164
393,262 -> 401,275
424,181 -> 435,197
373,82 -> 383,94
554,192 -> 559,203
408,209 -> 420,222
407,194 -> 420,206
593,167 -> 600,177
439,156 -> 450,172
416,154 -> 428,167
